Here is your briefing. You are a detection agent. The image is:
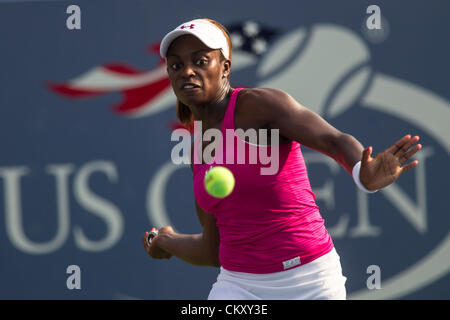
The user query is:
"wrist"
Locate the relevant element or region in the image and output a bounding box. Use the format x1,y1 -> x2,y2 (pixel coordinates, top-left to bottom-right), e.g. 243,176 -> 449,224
153,231 -> 175,252
352,161 -> 378,193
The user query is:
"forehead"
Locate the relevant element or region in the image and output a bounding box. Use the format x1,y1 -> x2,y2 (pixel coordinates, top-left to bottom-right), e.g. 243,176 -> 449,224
166,35 -> 216,58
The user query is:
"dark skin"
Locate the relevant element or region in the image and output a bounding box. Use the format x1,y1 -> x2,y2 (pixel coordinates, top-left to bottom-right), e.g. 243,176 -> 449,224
142,34 -> 422,264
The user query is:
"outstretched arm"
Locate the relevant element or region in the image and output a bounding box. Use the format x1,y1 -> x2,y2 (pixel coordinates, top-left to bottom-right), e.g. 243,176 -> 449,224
245,88 -> 421,189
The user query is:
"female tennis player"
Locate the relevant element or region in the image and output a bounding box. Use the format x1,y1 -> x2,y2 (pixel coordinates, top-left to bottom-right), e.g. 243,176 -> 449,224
142,18 -> 422,299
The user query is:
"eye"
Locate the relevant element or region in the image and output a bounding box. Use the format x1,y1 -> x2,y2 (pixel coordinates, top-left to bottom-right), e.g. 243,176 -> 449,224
195,58 -> 208,66
170,63 -> 181,71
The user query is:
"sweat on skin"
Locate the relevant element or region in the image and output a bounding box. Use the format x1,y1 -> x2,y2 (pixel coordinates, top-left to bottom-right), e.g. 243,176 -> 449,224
171,120 -> 280,175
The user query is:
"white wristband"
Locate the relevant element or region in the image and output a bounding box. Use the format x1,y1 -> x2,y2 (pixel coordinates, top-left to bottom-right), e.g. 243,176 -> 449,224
352,161 -> 378,193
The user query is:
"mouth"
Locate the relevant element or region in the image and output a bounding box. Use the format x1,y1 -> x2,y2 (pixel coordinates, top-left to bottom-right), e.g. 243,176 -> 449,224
180,83 -> 202,90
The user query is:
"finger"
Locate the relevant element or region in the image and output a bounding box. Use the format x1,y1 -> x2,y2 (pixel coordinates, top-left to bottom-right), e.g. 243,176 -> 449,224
387,134 -> 411,155
396,135 -> 420,157
159,226 -> 171,234
400,160 -> 419,174
361,146 -> 372,164
142,232 -> 149,248
399,144 -> 422,164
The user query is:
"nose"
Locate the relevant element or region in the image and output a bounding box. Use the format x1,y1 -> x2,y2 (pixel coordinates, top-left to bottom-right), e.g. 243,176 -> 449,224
180,63 -> 196,79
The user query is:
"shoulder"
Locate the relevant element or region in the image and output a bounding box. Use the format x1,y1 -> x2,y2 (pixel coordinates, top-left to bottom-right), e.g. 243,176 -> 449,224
235,88 -> 293,122
237,87 -> 292,107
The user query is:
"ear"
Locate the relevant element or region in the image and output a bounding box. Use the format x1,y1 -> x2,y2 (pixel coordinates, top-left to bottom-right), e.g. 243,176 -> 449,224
222,59 -> 231,78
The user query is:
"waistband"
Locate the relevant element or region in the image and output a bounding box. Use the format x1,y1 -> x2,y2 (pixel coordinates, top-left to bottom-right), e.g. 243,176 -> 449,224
220,247 -> 341,282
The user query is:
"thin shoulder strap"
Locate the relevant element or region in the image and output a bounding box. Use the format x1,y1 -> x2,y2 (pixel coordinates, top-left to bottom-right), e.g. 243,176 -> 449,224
221,88 -> 243,132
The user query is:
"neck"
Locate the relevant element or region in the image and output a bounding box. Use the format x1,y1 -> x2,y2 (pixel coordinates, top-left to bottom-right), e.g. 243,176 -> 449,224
192,81 -> 232,129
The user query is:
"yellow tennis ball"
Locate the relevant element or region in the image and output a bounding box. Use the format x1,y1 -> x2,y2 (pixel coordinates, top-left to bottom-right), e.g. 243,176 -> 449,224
204,166 -> 235,198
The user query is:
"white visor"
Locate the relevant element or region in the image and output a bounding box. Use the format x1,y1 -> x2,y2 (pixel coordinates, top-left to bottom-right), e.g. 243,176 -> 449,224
160,19 -> 230,60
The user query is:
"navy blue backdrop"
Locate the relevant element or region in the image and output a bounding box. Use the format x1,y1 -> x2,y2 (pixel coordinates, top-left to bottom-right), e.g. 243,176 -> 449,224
0,0 -> 449,299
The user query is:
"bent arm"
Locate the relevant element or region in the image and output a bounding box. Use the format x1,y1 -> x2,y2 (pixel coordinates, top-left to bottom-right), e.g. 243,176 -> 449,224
150,203 -> 220,267
246,88 -> 364,174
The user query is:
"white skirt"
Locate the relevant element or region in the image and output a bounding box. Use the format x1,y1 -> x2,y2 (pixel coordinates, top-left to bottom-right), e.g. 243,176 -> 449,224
208,248 -> 347,300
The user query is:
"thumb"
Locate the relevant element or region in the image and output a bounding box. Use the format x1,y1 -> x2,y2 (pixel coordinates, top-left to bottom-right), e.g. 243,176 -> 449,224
362,146 -> 372,164
159,225 -> 174,234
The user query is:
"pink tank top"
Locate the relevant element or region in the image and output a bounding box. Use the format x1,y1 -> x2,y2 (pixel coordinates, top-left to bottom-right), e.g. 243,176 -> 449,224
193,88 -> 333,274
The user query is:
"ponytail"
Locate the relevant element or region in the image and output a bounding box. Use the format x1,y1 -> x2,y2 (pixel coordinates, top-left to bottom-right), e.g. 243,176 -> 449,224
176,99 -> 194,130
